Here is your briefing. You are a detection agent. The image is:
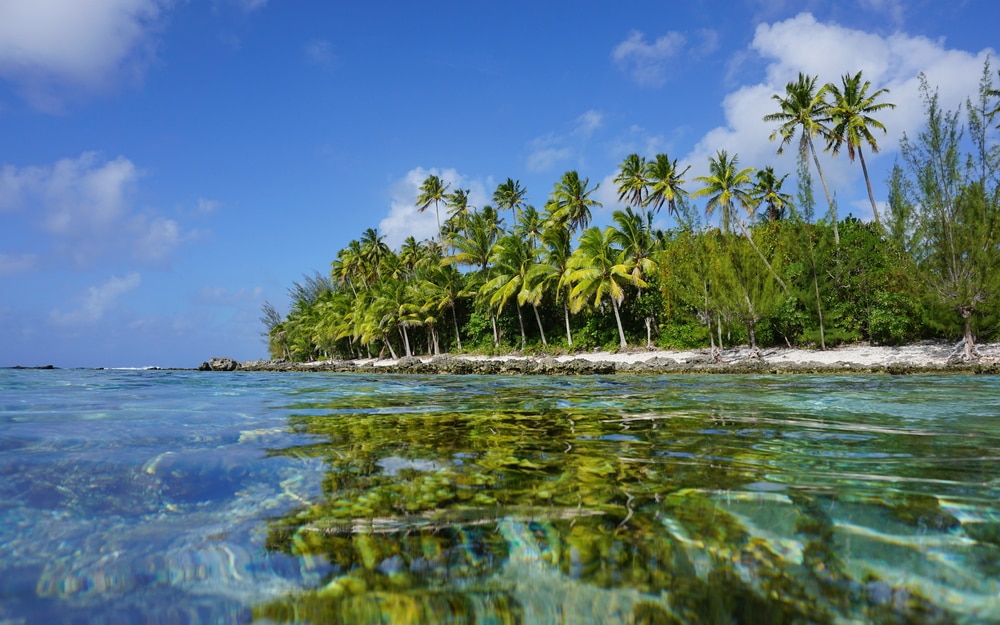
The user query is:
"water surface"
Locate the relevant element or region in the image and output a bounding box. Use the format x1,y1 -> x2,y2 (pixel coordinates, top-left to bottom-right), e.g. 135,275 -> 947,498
1,369 -> 999,624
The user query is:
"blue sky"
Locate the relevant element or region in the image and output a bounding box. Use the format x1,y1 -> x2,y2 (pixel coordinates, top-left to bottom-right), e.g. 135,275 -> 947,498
0,0 -> 996,368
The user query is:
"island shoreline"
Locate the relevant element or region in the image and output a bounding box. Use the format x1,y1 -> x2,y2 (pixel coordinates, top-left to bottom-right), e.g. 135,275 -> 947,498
200,341 -> 1000,375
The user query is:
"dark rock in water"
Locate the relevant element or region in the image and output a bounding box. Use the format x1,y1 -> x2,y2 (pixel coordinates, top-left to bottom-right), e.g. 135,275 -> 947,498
199,357 -> 239,371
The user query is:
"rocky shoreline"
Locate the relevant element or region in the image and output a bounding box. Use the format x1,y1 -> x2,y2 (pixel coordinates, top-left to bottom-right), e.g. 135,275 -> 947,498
199,342 -> 1000,375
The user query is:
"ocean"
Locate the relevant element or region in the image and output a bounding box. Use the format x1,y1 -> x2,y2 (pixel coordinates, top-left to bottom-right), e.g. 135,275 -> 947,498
2,368 -> 999,624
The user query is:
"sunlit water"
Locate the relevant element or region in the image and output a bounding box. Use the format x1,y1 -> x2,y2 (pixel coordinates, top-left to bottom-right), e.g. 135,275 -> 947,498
2,369 -> 1000,624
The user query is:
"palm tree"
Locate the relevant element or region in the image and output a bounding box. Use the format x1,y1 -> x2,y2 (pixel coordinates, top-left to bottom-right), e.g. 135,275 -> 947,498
764,73 -> 840,244
529,222 -> 576,346
693,150 -> 755,233
750,167 -> 793,222
359,227 -> 390,279
644,153 -> 690,218
611,208 -> 659,347
493,178 -> 527,220
614,153 -> 649,210
694,150 -> 787,292
482,234 -> 541,349
445,188 -> 473,234
549,171 -> 602,234
825,71 -> 895,227
566,226 -> 643,349
514,205 -> 545,247
416,174 -> 450,239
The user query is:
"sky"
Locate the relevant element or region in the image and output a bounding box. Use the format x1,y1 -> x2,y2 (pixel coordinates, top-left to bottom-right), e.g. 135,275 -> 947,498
0,0 -> 997,368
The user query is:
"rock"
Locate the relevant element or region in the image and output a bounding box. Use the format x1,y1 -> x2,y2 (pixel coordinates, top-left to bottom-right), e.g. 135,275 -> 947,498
199,357 -> 239,372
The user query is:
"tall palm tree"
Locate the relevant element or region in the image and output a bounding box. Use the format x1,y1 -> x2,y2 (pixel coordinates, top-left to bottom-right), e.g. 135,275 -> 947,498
514,205 -> 545,247
692,150 -> 755,234
644,153 -> 690,219
359,227 -> 390,279
566,226 -> 643,349
549,171 -> 602,234
764,73 -> 840,244
529,222 -> 575,346
750,167 -> 793,222
611,208 -> 659,347
694,150 -> 787,292
416,174 -> 450,239
825,71 -> 896,227
482,234 -> 542,349
493,178 -> 528,220
614,153 -> 649,210
445,188 -> 473,234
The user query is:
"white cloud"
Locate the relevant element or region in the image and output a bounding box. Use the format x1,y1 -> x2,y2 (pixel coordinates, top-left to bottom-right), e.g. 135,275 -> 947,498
572,110 -> 603,138
305,39 -> 335,65
0,0 -> 167,108
51,272 -> 141,325
526,110 -> 606,173
196,198 -> 221,214
612,30 -> 686,87
0,253 -> 38,276
682,12 -> 995,222
0,152 -> 192,266
379,167 -> 489,249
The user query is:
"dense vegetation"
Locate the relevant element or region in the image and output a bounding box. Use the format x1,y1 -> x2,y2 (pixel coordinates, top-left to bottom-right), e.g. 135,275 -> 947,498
262,66 -> 1000,362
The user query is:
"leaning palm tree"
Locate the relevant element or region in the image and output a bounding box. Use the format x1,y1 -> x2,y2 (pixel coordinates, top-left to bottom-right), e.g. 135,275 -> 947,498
825,71 -> 895,227
694,150 -> 787,292
614,153 -> 649,210
416,174 -> 450,239
611,208 -> 659,347
482,234 -> 543,350
566,226 -> 643,350
549,171 -> 602,234
644,153 -> 690,219
764,73 -> 839,244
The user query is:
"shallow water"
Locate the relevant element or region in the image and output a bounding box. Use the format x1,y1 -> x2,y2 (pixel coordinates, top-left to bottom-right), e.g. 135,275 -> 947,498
2,369 -> 999,624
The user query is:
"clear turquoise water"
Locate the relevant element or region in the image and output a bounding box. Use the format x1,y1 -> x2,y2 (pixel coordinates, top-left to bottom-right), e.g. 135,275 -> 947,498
1,369 -> 999,624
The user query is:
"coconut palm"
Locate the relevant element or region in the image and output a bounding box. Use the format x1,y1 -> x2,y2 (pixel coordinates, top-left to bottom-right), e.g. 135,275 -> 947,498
566,226 -> 643,349
764,73 -> 840,244
514,205 -> 545,247
611,207 -> 659,347
416,174 -> 450,239
549,171 -> 602,234
693,150 -> 755,233
493,178 -> 527,220
644,153 -> 690,219
482,234 -> 547,350
694,150 -> 787,292
825,71 -> 895,227
529,222 -> 575,346
614,153 -> 649,210
750,167 -> 793,222
445,188 -> 473,233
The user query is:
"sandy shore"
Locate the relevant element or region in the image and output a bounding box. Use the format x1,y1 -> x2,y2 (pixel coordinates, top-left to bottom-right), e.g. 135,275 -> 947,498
304,340 -> 1000,372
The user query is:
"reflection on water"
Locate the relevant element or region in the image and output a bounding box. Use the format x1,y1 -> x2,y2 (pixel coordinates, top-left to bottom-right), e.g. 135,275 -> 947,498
1,370 -> 1000,623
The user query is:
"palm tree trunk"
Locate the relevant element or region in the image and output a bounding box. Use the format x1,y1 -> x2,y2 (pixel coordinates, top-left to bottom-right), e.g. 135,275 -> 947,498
962,308 -> 976,360
532,303 -> 547,345
384,338 -> 398,360
491,313 -> 499,347
645,317 -> 653,348
612,299 -> 627,349
857,146 -> 882,227
450,302 -> 463,352
400,326 -> 412,357
563,301 -> 573,347
737,219 -> 787,292
808,138 -> 839,246
514,304 -> 527,350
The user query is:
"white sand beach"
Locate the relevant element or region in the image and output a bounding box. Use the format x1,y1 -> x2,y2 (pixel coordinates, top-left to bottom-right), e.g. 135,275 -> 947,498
347,341 -> 1000,369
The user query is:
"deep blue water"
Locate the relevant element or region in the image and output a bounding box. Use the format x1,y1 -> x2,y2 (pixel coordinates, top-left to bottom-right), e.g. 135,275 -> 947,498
2,369 -> 999,624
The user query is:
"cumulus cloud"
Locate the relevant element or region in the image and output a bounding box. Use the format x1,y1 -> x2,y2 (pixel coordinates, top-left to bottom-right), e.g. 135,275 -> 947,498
0,0 -> 169,108
682,12 -> 995,221
379,167 -> 489,249
50,272 -> 141,325
0,152 -> 192,266
612,30 -> 686,87
572,110 -> 603,138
